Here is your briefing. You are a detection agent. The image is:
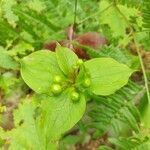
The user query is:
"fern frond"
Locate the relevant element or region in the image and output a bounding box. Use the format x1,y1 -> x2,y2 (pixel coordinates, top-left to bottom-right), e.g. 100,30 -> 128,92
78,44 -> 139,68
0,19 -> 17,45
117,0 -> 143,8
0,0 -> 72,47
142,0 -> 150,31
109,135 -> 150,150
88,81 -> 143,136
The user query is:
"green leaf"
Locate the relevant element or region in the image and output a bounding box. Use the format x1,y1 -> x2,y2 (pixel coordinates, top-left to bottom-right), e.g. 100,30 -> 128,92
98,145 -> 113,150
56,45 -> 78,75
0,127 -> 5,148
109,136 -> 150,150
0,51 -> 19,70
0,127 -> 5,140
89,81 -> 141,136
40,88 -> 86,143
1,99 -> 58,150
1,100 -> 46,150
1,90 -> 85,149
8,41 -> 34,56
0,72 -> 18,95
97,45 -> 140,70
84,58 -> 133,95
1,0 -> 18,27
141,104 -> 150,128
78,44 -> 140,70
20,50 -> 65,93
27,0 -> 46,13
99,1 -> 138,37
139,93 -> 150,128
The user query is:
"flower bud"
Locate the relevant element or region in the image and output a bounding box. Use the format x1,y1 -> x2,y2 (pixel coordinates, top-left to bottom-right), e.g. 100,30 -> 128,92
54,75 -> 62,83
83,78 -> 91,87
71,91 -> 80,101
51,84 -> 62,95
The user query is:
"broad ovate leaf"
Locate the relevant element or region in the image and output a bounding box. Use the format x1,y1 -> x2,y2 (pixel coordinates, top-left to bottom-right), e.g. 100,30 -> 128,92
39,88 -> 86,143
20,50 -> 65,93
56,45 -> 78,75
84,58 -> 133,95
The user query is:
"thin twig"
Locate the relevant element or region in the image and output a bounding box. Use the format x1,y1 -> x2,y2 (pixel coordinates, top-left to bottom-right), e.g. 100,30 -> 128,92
77,3 -> 113,25
133,35 -> 150,103
114,4 -> 150,103
73,0 -> 78,28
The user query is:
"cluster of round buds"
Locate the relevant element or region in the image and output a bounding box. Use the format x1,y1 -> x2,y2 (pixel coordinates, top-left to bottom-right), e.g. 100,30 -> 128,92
51,75 -> 63,95
76,59 -> 91,88
50,60 -> 91,100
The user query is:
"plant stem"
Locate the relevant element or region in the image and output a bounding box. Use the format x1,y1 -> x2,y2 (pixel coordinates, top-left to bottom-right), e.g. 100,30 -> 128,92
114,4 -> 150,103
77,3 -> 113,25
73,0 -> 78,28
133,35 -> 150,103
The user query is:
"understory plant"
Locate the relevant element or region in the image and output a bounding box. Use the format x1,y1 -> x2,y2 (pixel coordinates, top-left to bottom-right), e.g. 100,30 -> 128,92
1,45 -> 133,149
0,0 -> 150,149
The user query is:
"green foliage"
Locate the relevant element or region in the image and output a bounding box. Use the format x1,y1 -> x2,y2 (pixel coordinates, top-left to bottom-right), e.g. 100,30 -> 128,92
109,134 -> 150,150
7,41 -> 34,57
98,145 -> 113,150
0,72 -> 17,95
21,46 -> 132,97
142,0 -> 150,31
21,50 -> 65,93
17,45 -> 133,148
117,0 -> 143,8
0,51 -> 19,70
99,1 -> 138,38
8,100 -> 46,150
1,99 -> 56,150
0,19 -> 17,45
39,90 -> 85,142
0,0 -> 149,149
0,0 -> 99,47
85,58 -> 133,95
0,93 -> 85,149
77,44 -> 139,69
98,133 -> 150,150
139,94 -> 150,128
97,46 -> 139,69
89,81 -> 142,136
56,45 -> 78,75
0,0 -> 18,27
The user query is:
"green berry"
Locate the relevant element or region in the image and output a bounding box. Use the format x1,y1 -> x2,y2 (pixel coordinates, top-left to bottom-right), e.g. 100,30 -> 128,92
77,59 -> 83,65
51,84 -> 62,95
71,91 -> 80,101
83,78 -> 91,87
54,75 -> 62,83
